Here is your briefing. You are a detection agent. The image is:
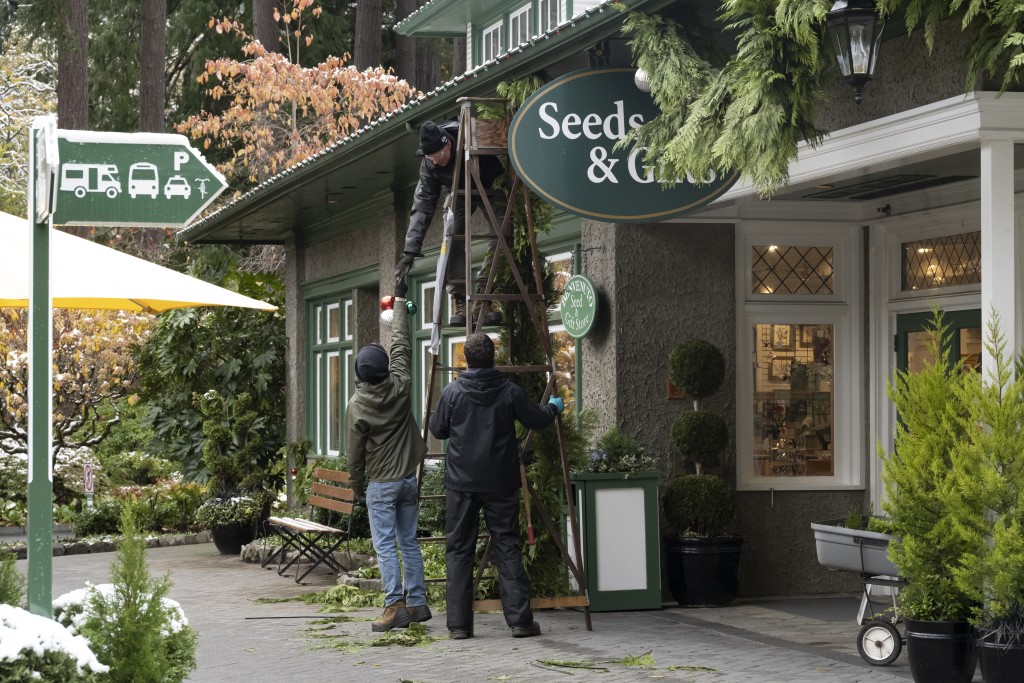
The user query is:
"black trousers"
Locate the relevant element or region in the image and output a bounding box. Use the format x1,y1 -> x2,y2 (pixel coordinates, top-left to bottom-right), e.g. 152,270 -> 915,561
445,488 -> 533,632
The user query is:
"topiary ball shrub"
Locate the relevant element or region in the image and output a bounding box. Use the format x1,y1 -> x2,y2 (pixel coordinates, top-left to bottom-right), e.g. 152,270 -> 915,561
662,474 -> 736,538
669,339 -> 725,401
671,411 -> 729,474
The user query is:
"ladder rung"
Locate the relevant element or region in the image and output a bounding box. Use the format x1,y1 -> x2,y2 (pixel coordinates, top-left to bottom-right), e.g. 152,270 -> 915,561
425,452 -> 447,458
419,494 -> 446,501
418,534 -> 488,543
434,364 -> 550,373
469,293 -> 545,302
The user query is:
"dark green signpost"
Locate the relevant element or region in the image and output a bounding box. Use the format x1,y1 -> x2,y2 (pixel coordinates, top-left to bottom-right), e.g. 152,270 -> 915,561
53,130 -> 226,228
509,68 -> 738,222
25,120 -> 226,617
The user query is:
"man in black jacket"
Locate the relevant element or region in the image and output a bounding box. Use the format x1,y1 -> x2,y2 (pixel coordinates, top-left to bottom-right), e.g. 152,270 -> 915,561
428,333 -> 564,639
393,119 -> 505,325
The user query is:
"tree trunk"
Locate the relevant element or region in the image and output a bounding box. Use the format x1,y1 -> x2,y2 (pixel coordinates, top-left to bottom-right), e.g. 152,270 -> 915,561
253,0 -> 279,53
353,0 -> 382,69
415,37 -> 440,91
139,0 -> 167,133
57,0 -> 88,130
394,0 -> 416,84
452,37 -> 466,76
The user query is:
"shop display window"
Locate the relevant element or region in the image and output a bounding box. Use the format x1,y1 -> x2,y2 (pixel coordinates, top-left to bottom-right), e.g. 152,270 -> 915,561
751,323 -> 835,478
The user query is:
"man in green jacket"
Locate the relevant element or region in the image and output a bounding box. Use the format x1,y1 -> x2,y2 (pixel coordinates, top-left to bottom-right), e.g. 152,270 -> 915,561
346,280 -> 430,632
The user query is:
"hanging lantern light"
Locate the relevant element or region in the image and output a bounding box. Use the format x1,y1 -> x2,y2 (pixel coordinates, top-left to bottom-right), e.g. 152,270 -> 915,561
826,0 -> 885,105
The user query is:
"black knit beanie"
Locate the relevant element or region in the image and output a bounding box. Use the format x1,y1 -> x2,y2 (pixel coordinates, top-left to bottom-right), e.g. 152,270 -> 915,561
354,344 -> 389,384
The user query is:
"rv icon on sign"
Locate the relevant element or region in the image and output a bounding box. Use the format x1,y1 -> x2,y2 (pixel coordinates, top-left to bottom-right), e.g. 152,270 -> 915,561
60,163 -> 122,199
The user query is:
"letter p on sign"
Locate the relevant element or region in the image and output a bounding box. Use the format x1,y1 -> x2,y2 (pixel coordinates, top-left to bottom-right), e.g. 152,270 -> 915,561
173,150 -> 189,171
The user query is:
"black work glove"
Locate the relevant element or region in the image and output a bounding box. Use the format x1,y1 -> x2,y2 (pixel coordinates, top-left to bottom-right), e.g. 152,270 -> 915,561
394,253 -> 416,282
352,485 -> 366,505
394,278 -> 409,299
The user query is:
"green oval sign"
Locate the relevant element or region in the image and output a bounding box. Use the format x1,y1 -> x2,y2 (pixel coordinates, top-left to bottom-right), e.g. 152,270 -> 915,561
509,68 -> 737,223
560,275 -> 598,339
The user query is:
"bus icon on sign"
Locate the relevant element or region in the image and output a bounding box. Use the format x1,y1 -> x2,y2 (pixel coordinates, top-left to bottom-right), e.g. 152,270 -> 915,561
129,162 -> 159,199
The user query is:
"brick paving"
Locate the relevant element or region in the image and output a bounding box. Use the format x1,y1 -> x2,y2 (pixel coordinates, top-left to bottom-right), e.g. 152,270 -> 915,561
18,542 -> 979,682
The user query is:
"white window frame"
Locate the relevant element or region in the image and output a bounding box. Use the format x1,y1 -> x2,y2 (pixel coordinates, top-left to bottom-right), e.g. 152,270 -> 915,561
509,4 -> 531,47
538,0 -> 560,33
344,300 -> 353,340
736,222 -> 864,491
326,302 -> 340,342
326,350 -> 341,456
483,20 -> 504,62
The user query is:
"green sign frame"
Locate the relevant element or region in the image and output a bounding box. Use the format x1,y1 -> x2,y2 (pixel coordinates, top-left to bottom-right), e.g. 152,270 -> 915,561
561,275 -> 598,339
53,130 -> 227,227
509,68 -> 738,222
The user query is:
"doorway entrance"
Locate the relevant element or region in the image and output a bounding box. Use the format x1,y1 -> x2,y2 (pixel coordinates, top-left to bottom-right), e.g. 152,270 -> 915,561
895,309 -> 981,375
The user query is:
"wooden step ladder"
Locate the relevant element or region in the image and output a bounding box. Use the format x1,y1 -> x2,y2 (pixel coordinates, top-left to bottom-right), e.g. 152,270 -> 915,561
416,97 -> 591,629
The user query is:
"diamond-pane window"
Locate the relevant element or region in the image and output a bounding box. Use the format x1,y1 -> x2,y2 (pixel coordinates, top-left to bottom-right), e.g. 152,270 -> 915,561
752,246 -> 834,295
901,231 -> 980,291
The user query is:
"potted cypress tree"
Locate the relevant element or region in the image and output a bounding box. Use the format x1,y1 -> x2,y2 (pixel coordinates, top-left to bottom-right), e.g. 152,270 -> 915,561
663,338 -> 742,606
193,391 -> 276,555
948,316 -> 1024,682
881,311 -> 978,683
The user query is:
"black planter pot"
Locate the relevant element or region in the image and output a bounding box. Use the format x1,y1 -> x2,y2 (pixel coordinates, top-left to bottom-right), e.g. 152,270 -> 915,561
211,522 -> 257,555
905,619 -> 978,683
979,638 -> 1024,683
664,536 -> 743,607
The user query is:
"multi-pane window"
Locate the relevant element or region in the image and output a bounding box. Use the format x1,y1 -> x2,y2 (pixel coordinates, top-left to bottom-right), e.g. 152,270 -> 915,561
901,230 -> 980,291
538,0 -> 559,33
739,228 -> 860,490
311,297 -> 354,456
483,20 -> 504,62
751,323 -> 834,478
752,245 -> 834,295
510,4 -> 531,47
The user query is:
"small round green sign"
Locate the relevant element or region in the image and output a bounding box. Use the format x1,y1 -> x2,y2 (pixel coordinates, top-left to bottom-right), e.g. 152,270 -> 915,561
560,275 -> 598,339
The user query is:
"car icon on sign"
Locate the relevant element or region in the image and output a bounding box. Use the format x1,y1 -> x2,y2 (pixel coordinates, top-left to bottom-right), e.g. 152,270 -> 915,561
164,175 -> 191,200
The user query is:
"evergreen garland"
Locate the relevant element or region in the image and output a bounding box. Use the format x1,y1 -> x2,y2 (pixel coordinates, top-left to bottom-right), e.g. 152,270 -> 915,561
623,0 -> 1024,194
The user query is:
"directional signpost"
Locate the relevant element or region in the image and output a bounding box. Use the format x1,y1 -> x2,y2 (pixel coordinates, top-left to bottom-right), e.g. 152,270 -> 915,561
25,118 -> 227,616
53,130 -> 226,227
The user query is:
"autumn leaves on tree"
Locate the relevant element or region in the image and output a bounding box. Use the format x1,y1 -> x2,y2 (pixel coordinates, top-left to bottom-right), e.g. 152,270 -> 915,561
177,3 -> 419,187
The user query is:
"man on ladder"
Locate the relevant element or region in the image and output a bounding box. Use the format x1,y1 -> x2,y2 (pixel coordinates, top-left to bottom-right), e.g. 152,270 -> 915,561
393,119 -> 505,326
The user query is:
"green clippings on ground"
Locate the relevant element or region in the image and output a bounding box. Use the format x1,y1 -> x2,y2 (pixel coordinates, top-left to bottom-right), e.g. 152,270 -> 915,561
537,659 -> 610,672
665,665 -> 719,672
253,595 -> 303,604
304,624 -> 336,632
353,661 -> 366,666
490,676 -> 512,681
620,651 -> 655,667
308,616 -> 352,625
371,622 -> 442,647
305,621 -> 442,654
303,584 -> 384,610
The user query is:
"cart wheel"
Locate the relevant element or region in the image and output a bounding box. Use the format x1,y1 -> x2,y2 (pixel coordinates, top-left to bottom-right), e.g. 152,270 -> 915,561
857,620 -> 902,666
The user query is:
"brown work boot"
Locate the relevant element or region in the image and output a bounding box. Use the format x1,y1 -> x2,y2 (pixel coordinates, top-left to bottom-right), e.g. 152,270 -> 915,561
450,297 -> 467,326
372,600 -> 412,632
511,621 -> 541,638
408,604 -> 432,623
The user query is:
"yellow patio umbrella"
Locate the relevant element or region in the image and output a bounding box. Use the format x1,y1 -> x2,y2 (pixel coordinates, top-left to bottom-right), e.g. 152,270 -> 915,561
0,211 -> 276,311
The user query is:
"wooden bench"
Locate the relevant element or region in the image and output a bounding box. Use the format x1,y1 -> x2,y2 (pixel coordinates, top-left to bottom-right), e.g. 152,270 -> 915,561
262,468 -> 355,584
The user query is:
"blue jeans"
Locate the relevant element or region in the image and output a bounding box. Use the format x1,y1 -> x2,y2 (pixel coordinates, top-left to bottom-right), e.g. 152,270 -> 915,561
366,474 -> 427,607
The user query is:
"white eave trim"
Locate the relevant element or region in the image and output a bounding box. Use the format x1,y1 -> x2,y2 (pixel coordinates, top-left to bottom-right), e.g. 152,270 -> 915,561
718,91 -> 1024,204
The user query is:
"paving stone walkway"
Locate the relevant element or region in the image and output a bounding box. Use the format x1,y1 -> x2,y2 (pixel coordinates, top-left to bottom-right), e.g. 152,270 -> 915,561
18,543 -> 976,682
